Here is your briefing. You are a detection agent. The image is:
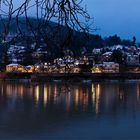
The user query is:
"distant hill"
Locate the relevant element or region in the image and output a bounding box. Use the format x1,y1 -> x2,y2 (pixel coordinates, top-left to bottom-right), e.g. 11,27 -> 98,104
0,17 -> 132,57
0,17 -> 136,65
0,17 -> 59,33
0,17 -> 104,52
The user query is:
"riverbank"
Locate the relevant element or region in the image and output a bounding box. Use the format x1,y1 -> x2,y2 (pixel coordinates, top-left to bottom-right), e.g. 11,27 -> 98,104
1,72 -> 140,82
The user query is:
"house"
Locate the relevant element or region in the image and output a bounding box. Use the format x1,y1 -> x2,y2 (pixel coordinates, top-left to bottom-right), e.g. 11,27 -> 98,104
25,65 -> 35,73
32,51 -> 48,59
6,64 -> 26,72
79,56 -> 89,65
54,58 -> 64,65
92,48 -> 102,55
112,45 -> 123,50
102,62 -> 119,73
92,65 -> 102,73
7,45 -> 26,63
93,62 -> 119,73
101,52 -> 112,62
126,54 -> 140,65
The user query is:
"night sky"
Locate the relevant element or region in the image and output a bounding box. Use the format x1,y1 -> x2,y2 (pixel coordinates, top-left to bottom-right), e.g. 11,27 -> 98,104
11,0 -> 140,41
85,0 -> 140,41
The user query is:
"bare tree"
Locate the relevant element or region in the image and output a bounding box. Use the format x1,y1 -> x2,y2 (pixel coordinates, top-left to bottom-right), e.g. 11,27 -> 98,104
0,0 -> 93,68
0,0 -> 92,41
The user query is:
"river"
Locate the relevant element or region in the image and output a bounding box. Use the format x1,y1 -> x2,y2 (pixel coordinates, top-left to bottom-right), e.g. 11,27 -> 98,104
0,80 -> 140,139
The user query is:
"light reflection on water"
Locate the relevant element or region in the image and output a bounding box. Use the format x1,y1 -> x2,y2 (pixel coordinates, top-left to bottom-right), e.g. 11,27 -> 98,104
0,81 -> 140,139
1,81 -> 140,115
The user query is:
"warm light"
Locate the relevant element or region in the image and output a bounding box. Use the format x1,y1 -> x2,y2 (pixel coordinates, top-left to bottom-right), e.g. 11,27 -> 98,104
18,85 -> 24,98
92,84 -> 95,106
44,86 -> 48,106
119,93 -> 123,100
83,92 -> 89,111
95,67 -> 102,73
66,91 -> 71,112
75,87 -> 79,107
95,84 -> 100,114
35,85 -> 39,105
75,61 -> 79,65
54,85 -> 58,103
6,84 -> 14,97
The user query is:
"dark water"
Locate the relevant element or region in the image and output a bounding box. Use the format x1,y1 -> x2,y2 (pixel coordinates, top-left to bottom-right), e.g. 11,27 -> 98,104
0,81 -> 140,139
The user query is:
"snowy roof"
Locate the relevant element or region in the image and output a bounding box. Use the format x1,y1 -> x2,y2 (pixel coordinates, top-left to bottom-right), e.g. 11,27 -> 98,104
114,45 -> 123,49
58,58 -> 63,61
94,48 -> 101,50
103,62 -> 116,64
103,52 -> 112,55
7,63 -> 22,66
26,65 -> 33,68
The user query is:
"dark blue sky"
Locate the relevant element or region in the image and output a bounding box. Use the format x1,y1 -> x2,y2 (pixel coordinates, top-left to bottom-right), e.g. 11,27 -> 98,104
12,0 -> 140,41
85,0 -> 140,41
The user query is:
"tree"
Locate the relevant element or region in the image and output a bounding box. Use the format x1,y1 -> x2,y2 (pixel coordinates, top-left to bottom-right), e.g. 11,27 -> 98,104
104,35 -> 121,46
0,0 -> 92,68
0,0 -> 92,46
122,39 -> 132,46
132,36 -> 136,46
111,49 -> 124,64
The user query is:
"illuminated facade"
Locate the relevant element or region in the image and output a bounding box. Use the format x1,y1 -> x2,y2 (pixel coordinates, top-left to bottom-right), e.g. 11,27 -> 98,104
6,64 -> 26,73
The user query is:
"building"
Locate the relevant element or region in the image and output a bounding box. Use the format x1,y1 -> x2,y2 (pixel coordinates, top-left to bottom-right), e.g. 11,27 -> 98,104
25,65 -> 35,73
93,62 -> 119,73
6,64 -> 26,72
126,54 -> 140,65
101,52 -> 112,62
102,62 -> 119,73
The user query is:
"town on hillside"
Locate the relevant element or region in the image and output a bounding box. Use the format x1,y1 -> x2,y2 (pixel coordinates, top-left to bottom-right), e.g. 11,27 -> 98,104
0,34 -> 140,74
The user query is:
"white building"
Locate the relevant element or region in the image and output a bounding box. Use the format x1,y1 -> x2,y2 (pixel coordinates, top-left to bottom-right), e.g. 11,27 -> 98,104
6,64 -> 26,72
126,54 -> 140,65
102,62 -> 119,73
93,62 -> 119,73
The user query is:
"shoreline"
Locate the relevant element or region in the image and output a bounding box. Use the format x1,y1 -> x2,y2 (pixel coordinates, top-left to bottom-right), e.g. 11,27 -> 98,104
1,72 -> 140,82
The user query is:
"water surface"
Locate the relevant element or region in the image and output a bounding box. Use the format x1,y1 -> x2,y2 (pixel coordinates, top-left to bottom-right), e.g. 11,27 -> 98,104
0,81 -> 140,139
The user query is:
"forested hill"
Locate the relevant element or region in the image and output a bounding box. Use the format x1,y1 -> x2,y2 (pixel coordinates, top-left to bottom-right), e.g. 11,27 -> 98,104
0,17 -> 137,52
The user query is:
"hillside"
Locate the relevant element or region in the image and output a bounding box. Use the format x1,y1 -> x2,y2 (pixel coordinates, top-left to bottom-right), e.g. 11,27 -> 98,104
0,17 -> 136,59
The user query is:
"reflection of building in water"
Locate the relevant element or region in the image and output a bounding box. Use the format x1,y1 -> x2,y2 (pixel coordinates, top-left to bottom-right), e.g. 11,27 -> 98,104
95,84 -> 100,114
73,84 -> 101,113
0,82 -> 131,115
83,89 -> 89,111
44,85 -> 48,106
1,81 -> 140,119
118,85 -> 125,101
66,91 -> 71,112
54,84 -> 58,104
137,84 -> 140,101
75,87 -> 79,109
6,84 -> 24,99
35,85 -> 39,105
0,82 -> 100,113
92,84 -> 96,108
74,86 -> 87,111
